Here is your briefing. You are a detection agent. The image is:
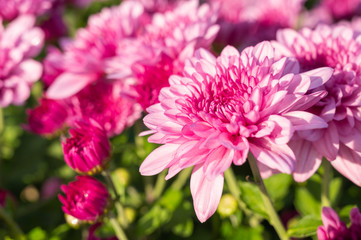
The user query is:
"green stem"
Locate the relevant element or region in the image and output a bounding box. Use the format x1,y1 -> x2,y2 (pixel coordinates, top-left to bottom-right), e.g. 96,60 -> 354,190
321,159 -> 332,207
248,153 -> 289,240
0,206 -> 25,240
102,170 -> 128,228
153,170 -> 167,200
109,214 -> 128,240
170,167 -> 193,190
224,168 -> 254,218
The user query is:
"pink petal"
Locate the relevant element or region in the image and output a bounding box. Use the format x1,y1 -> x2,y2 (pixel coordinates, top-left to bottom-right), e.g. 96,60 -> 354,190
249,139 -> 295,174
204,147 -> 234,180
16,60 -> 42,83
46,73 -> 97,99
321,207 -> 342,231
283,111 -> 328,131
252,41 -> 275,63
289,139 -> 322,182
139,144 -> 179,176
303,67 -> 334,90
331,144 -> 361,186
190,164 -> 224,222
313,121 -> 339,160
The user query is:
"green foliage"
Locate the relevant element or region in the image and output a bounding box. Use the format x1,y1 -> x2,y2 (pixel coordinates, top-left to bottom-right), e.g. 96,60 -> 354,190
287,215 -> 322,238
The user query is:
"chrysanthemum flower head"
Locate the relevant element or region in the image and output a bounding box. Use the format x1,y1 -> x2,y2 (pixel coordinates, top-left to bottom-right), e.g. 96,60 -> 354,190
59,176 -> 110,223
0,15 -> 44,107
62,120 -> 111,175
273,24 -> 361,185
46,1 -> 149,99
140,41 -> 332,222
317,206 -> 361,240
0,0 -> 54,20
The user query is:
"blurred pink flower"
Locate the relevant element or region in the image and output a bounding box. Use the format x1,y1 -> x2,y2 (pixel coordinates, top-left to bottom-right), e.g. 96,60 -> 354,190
69,81 -> 141,137
46,1 -> 149,99
126,0 -> 179,13
128,0 -> 219,109
0,0 -> 54,20
317,206 -> 361,240
273,25 -> 361,185
25,98 -> 68,136
321,0 -> 361,20
140,42 -> 332,222
59,176 -> 110,223
0,15 -> 44,107
41,177 -> 62,200
62,120 -> 111,175
209,0 -> 304,46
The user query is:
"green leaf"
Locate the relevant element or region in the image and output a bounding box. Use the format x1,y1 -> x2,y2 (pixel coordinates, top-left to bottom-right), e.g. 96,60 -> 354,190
287,215 -> 322,238
295,187 -> 321,216
172,219 -> 194,238
27,227 -> 47,240
159,188 -> 183,211
240,182 -> 268,219
329,177 -> 342,205
264,174 -> 292,210
136,205 -> 170,236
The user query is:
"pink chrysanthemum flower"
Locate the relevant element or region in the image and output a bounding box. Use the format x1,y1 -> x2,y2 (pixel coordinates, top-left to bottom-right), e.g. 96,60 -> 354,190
127,0 -> 219,109
0,15 -> 44,107
62,120 -> 111,175
0,0 -> 54,20
69,81 -> 141,137
59,176 -> 110,223
321,0 -> 361,20
273,25 -> 361,185
209,0 -> 304,46
25,98 -> 68,136
46,1 -> 149,99
317,207 -> 361,240
140,42 -> 332,222
126,0 -> 180,13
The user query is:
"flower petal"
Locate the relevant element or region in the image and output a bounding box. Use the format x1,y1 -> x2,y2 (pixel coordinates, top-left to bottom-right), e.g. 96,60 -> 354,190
190,164 -> 224,222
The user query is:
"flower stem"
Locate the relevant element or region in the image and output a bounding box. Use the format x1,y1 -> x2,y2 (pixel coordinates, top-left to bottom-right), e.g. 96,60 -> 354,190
321,159 -> 332,207
248,153 -> 289,240
0,206 -> 25,240
102,170 -> 128,228
224,168 -> 255,219
153,170 -> 167,200
170,167 -> 192,190
109,213 -> 128,240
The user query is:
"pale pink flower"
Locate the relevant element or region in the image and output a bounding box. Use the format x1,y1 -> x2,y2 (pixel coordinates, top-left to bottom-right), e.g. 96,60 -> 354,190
0,0 -> 54,20
209,0 -> 304,46
0,15 -> 44,107
317,206 -> 361,240
126,0 -> 180,13
140,42 -> 332,222
46,1 -> 149,99
273,25 -> 361,185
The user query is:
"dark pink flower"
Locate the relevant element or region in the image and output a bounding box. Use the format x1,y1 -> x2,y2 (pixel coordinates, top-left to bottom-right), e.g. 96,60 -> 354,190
209,0 -> 304,46
273,24 -> 361,185
0,15 -> 44,107
41,177 -> 62,200
0,0 -> 54,20
140,42 -> 332,222
321,0 -> 361,20
59,176 -> 110,223
25,98 -> 68,136
317,206 -> 361,240
69,81 -> 141,137
62,120 -> 111,175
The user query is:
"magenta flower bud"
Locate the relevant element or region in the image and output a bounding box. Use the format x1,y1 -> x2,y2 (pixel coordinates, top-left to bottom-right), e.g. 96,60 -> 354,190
25,98 -> 68,136
62,121 -> 111,175
58,176 -> 110,223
